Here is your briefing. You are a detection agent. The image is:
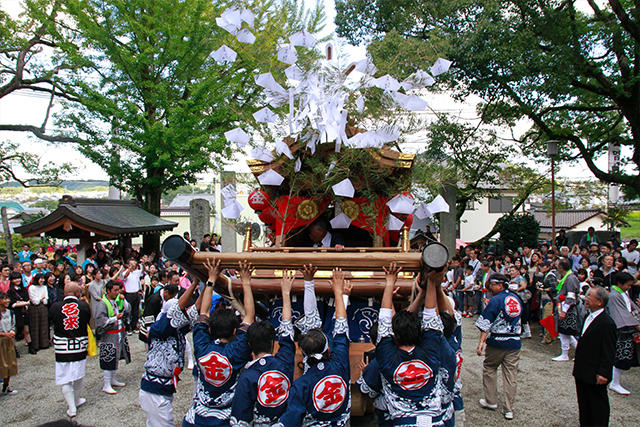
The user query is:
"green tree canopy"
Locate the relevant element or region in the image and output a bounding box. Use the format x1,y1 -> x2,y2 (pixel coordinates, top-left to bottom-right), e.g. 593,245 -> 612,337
336,0 -> 640,195
49,0 -> 324,251
495,213 -> 540,252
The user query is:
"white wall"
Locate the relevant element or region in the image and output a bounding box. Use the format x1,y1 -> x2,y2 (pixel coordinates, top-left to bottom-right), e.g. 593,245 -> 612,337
572,215 -> 608,232
459,191 -> 523,242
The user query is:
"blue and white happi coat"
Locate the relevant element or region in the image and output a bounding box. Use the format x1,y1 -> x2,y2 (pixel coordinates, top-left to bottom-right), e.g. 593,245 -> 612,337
140,301 -> 198,396
475,290 -> 522,350
183,316 -> 252,426
230,320 -> 296,427
276,315 -> 351,427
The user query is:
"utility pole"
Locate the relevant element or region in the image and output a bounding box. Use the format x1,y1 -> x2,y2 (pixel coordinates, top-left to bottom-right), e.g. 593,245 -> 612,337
547,141 -> 559,252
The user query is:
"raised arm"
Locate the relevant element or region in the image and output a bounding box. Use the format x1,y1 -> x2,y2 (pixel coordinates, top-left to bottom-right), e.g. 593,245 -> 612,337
381,262 -> 402,310
406,274 -> 425,313
199,259 -> 219,316
330,268 -> 350,369
238,260 -> 255,325
179,260 -> 218,311
281,269 -> 295,323
331,268 -> 347,320
301,264 -> 318,315
424,268 -> 440,311
296,263 -> 320,333
110,265 -> 124,281
123,264 -> 132,278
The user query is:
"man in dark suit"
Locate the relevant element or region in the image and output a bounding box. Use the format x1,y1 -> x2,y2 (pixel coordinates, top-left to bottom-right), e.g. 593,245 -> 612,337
305,217 -> 345,249
573,286 -> 617,427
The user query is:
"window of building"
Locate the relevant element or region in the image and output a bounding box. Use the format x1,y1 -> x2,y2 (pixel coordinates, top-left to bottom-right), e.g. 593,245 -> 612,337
488,197 -> 513,213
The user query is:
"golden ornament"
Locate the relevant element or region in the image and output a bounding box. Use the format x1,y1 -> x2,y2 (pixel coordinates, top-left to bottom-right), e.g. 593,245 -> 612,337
297,199 -> 318,220
342,200 -> 360,220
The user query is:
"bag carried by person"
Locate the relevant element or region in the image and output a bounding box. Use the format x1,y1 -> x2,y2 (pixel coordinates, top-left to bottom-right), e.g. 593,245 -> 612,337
87,326 -> 97,357
517,289 -> 532,303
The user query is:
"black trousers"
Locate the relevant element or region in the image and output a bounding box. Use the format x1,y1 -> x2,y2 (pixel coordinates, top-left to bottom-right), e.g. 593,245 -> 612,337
575,377 -> 610,427
124,292 -> 140,331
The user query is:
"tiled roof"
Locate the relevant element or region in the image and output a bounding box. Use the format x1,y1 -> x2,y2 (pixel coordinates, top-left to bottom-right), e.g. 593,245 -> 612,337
15,196 -> 177,238
532,209 -> 604,230
168,194 -> 215,209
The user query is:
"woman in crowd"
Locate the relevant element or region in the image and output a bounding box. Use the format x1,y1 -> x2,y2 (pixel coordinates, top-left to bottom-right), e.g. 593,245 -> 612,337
530,252 -> 542,272
0,292 -> 18,395
86,268 -> 106,323
528,257 -> 543,323
7,272 -> 32,354
607,272 -> 640,395
44,272 -> 58,307
508,265 -> 532,338
615,257 -> 628,274
579,257 -> 591,272
73,265 -> 84,278
83,264 -> 96,285
28,273 -> 49,351
491,256 -> 505,275
52,261 -> 66,280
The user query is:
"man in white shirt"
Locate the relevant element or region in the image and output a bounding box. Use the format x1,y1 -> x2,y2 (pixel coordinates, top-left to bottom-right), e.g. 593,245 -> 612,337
468,249 -> 481,278
621,239 -> 639,275
122,259 -> 143,334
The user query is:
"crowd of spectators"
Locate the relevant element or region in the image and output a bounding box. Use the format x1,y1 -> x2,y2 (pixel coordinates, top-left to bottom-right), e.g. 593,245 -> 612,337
0,226 -> 637,426
441,227 -> 640,343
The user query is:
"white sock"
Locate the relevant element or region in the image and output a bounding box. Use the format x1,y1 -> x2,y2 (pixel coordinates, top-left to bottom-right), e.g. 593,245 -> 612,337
186,339 -> 194,365
570,336 -> 578,348
559,334 -> 571,353
103,370 -> 112,386
61,383 -> 76,414
612,367 -> 622,387
73,378 -> 84,404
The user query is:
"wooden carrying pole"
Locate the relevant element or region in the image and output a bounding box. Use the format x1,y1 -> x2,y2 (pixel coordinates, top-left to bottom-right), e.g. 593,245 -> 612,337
162,235 -> 421,296
163,235 -> 421,272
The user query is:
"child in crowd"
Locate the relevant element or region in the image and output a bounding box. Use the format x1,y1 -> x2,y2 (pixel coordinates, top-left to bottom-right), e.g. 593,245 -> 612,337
462,264 -> 475,317
577,268 -> 590,300
0,292 -> 18,395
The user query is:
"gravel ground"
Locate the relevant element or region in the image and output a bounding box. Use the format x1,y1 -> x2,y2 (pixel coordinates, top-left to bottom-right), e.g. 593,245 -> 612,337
2,319 -> 638,426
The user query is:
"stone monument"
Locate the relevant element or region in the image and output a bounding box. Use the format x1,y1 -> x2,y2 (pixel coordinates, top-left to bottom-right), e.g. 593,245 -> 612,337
190,198 -> 211,247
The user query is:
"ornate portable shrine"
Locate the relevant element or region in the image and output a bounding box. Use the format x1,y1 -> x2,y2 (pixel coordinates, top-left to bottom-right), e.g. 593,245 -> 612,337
160,141 -> 437,416
162,136 -> 424,297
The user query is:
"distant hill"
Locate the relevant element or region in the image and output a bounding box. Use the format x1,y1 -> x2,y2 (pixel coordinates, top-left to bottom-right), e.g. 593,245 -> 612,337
0,180 -> 109,190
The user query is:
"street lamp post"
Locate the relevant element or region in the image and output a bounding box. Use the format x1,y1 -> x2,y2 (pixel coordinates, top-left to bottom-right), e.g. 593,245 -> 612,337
547,140 -> 559,252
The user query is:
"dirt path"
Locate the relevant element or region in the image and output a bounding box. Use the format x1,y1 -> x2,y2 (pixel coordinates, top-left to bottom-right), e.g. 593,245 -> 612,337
2,319 -> 638,426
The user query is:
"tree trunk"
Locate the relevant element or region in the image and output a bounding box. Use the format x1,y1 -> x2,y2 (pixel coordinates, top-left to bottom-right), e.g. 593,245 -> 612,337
142,188 -> 162,255
1,207 -> 14,264
439,184 -> 457,258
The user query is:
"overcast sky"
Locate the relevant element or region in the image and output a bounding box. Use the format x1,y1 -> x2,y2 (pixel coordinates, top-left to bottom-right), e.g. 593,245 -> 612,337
0,0 -> 611,185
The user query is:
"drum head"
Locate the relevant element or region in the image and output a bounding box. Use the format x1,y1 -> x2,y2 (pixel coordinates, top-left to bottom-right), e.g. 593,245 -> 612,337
422,242 -> 449,269
162,235 -> 187,260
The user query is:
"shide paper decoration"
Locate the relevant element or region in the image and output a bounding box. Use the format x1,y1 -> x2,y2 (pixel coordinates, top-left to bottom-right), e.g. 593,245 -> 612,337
215,6 -> 453,220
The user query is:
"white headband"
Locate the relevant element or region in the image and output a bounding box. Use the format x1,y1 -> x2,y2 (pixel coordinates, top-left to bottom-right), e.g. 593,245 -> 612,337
302,332 -> 329,366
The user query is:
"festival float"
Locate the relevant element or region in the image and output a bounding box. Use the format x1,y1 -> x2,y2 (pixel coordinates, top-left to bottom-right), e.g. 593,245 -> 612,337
161,10 -> 453,415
